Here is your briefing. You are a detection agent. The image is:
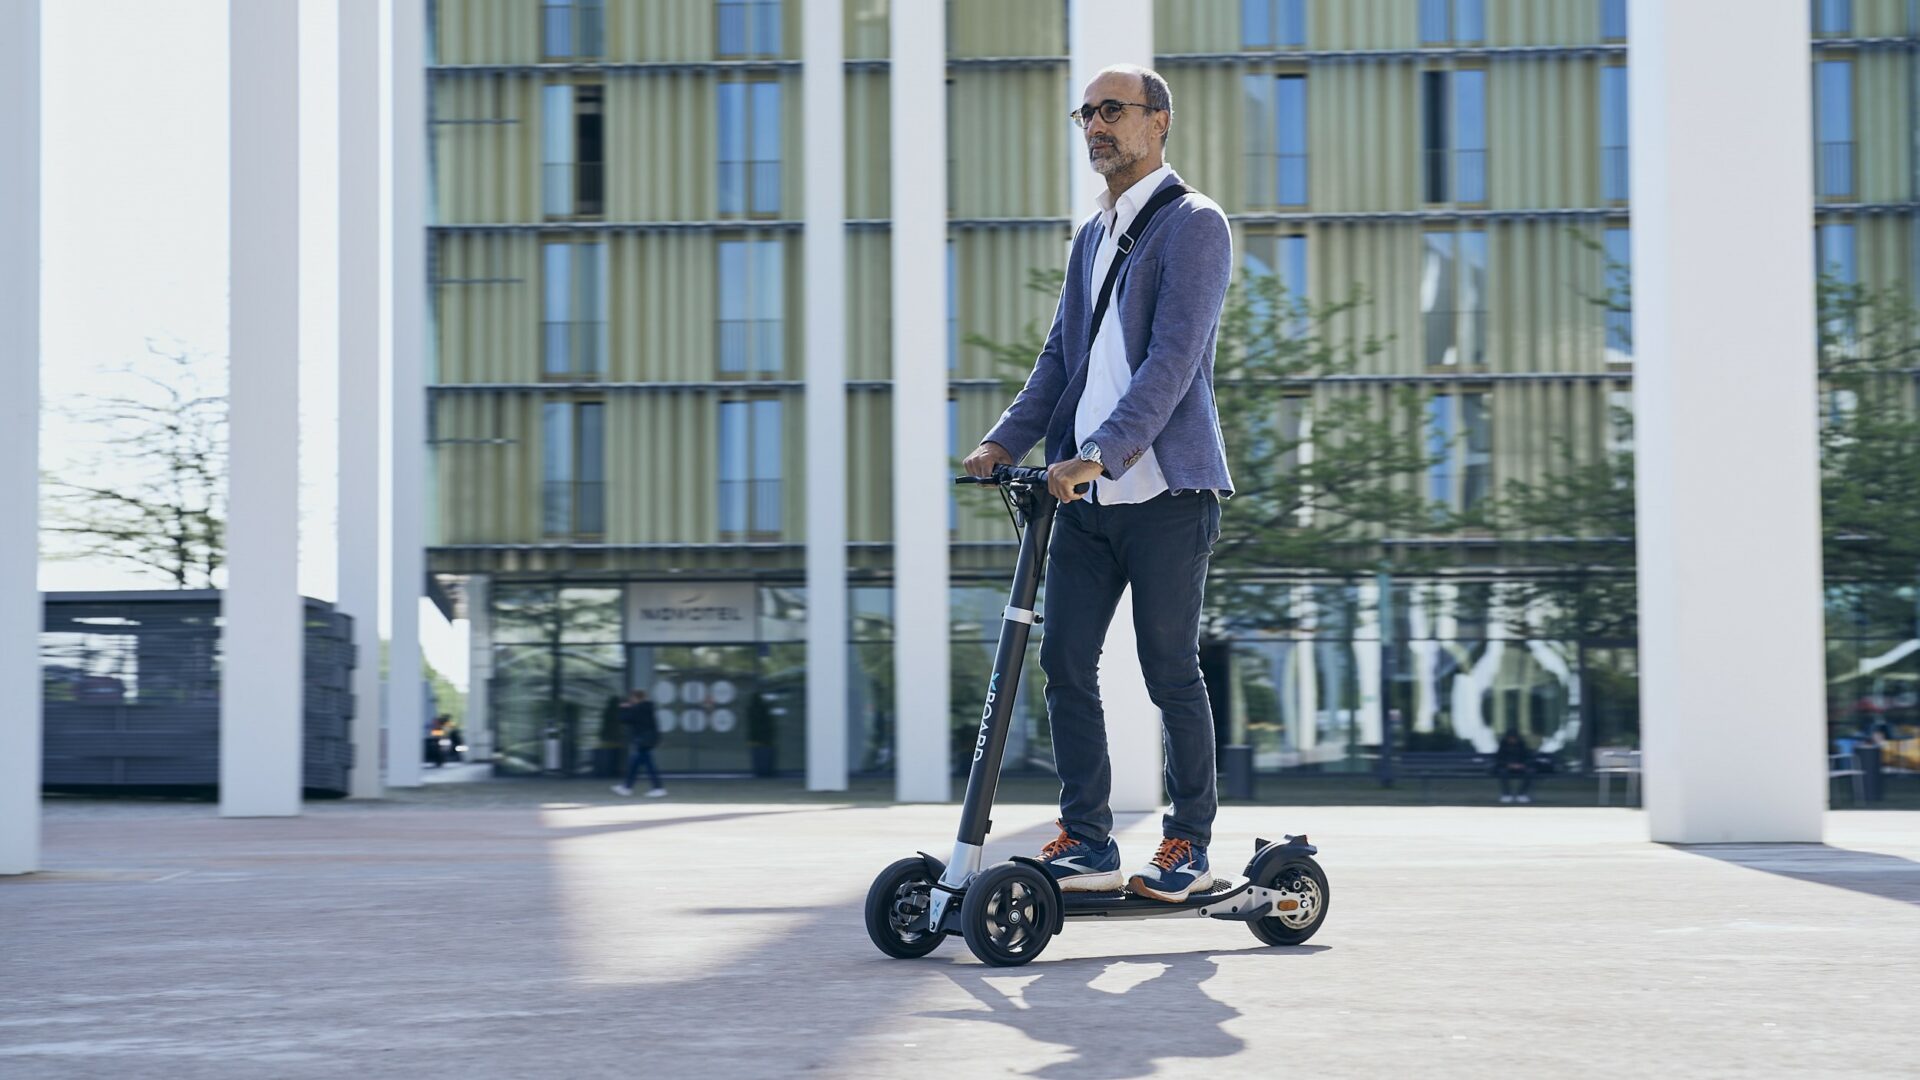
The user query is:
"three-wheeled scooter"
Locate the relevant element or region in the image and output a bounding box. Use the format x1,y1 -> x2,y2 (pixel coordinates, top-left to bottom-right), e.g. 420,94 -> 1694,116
864,464 -> 1329,966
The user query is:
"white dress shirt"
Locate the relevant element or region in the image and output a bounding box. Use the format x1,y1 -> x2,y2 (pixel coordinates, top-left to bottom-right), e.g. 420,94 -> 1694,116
1075,163 -> 1176,505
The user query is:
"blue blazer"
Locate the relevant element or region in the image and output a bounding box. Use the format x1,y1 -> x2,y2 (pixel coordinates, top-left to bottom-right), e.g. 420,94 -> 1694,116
982,170 -> 1235,495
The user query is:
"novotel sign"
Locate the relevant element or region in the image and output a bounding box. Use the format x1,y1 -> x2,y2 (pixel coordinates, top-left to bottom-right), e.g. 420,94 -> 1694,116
625,582 -> 756,643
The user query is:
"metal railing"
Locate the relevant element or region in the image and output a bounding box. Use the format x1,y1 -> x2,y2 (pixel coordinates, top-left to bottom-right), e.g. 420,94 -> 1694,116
717,318 -> 784,375
718,478 -> 782,536
542,161 -> 605,217
1423,309 -> 1489,367
543,480 -> 605,537
717,0 -> 783,58
1818,140 -> 1855,198
542,1 -> 605,60
1601,145 -> 1629,201
542,320 -> 608,378
718,160 -> 783,216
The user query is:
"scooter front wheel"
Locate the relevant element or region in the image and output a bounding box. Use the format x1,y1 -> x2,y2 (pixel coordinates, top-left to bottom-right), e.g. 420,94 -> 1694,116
865,857 -> 945,959
960,861 -> 1057,967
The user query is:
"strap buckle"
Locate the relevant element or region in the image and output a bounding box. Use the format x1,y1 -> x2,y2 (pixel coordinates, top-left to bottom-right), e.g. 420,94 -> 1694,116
1115,232 -> 1136,256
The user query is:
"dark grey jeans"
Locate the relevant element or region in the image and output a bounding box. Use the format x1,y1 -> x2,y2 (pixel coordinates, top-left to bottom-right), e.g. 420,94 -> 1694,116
1040,489 -> 1220,848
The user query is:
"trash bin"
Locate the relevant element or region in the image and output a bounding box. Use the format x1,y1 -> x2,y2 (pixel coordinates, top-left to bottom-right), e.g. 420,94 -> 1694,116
1221,744 -> 1255,800
1855,745 -> 1885,803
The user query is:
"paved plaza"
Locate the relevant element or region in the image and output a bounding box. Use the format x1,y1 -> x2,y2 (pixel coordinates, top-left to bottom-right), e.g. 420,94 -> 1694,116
5,788 -> 1920,1079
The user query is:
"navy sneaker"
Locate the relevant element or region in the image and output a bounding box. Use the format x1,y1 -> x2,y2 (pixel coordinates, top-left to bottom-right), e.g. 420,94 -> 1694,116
1037,821 -> 1123,892
1129,837 -> 1212,902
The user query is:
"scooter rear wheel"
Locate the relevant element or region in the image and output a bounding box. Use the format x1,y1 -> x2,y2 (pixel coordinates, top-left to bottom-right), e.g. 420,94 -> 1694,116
865,857 -> 945,959
1246,855 -> 1329,947
960,862 -> 1057,967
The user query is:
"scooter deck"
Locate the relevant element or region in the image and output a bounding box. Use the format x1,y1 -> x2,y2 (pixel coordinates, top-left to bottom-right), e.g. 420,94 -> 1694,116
1060,876 -> 1262,920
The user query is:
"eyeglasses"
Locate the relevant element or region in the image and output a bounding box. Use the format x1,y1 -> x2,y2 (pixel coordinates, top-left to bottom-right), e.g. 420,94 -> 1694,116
1070,99 -> 1159,128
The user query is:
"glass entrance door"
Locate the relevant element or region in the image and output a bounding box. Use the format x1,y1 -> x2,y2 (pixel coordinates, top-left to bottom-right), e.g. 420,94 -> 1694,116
631,644 -> 758,773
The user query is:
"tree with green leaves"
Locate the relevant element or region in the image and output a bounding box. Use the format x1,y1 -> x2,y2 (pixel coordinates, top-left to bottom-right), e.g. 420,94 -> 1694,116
966,267 -> 1449,631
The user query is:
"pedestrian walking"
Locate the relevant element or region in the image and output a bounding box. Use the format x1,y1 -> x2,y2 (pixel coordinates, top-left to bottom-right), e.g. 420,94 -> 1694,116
611,689 -> 666,798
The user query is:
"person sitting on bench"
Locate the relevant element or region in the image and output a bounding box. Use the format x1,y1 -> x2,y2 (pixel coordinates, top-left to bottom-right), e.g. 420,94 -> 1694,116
1494,729 -> 1534,804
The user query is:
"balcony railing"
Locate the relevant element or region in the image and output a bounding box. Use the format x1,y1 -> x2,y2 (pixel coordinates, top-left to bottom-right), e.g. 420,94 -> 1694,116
717,0 -> 783,58
542,320 -> 608,378
1423,309 -> 1489,367
717,318 -> 784,376
1818,140 -> 1855,199
542,2 -> 605,60
542,161 -> 606,217
1601,145 -> 1629,201
718,160 -> 783,216
718,478 -> 782,537
543,480 -> 605,537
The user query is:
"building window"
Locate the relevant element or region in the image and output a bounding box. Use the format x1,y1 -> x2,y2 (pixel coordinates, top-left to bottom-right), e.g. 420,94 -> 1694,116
1600,66 -> 1629,201
1242,0 -> 1306,48
718,80 -> 783,216
1601,0 -> 1627,40
1243,232 -> 1309,339
1819,221 -> 1858,345
717,238 -> 784,376
717,0 -> 783,59
1420,0 -> 1484,45
1813,0 -> 1851,35
542,0 -> 605,59
1816,60 -> 1854,198
947,239 -> 958,371
1422,70 -> 1486,203
543,242 -> 609,378
543,401 -> 606,537
1244,75 -> 1308,207
1604,227 -> 1632,363
719,399 -> 783,537
1428,392 -> 1491,513
1422,230 -> 1487,367
542,84 -> 604,218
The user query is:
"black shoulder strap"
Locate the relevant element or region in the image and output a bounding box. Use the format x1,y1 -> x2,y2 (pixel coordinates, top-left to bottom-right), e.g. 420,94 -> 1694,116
1087,182 -> 1192,347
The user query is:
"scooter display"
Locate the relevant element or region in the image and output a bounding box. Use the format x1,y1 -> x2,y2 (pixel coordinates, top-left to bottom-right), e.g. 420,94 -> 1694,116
864,464 -> 1329,966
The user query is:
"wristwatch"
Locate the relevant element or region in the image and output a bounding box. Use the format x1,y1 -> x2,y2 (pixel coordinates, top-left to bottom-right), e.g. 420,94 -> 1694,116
1077,440 -> 1103,466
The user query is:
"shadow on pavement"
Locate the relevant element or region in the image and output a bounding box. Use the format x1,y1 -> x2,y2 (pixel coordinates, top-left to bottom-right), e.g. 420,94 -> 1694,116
540,805 -> 850,840
1680,844 -> 1920,907
922,946 -> 1327,1078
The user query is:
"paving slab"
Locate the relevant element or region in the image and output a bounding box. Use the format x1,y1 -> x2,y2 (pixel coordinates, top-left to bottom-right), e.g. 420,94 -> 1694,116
4,794 -> 1919,1079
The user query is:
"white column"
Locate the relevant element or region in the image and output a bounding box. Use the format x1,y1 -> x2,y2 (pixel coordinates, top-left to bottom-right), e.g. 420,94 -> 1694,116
1069,0 -> 1164,813
340,0 -> 384,799
465,574 -> 493,763
805,0 -> 849,791
0,0 -> 42,873
1630,0 -> 1825,843
387,0 -> 427,788
224,0 -> 303,818
891,3 -> 950,802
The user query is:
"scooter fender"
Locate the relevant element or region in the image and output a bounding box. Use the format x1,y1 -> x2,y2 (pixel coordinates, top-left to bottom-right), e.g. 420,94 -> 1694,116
1241,834 -> 1318,880
916,851 -> 948,881
1006,855 -> 1067,935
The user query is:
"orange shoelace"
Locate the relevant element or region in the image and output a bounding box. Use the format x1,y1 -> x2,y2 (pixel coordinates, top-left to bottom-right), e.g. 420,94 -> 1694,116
1039,823 -> 1079,860
1149,837 -> 1194,870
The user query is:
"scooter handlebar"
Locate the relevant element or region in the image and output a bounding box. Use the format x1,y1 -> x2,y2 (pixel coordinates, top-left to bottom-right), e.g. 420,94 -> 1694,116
953,464 -> 1088,494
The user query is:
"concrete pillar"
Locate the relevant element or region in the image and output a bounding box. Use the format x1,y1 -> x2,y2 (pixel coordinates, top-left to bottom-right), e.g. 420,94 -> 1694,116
1069,0 -> 1164,813
804,0 -> 849,791
465,574 -> 493,764
387,0 -> 427,788
1630,0 -> 1825,842
0,0 -> 42,874
340,0 -> 384,799
224,0 -> 303,818
891,2 -> 950,801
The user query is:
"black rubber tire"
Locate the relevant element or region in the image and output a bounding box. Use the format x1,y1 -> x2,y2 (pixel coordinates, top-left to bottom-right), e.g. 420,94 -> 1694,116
960,862 -> 1057,967
1247,854 -> 1330,947
865,857 -> 945,959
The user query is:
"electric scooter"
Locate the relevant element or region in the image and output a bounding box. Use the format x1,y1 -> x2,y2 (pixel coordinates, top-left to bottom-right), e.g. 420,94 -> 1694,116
864,464 -> 1329,967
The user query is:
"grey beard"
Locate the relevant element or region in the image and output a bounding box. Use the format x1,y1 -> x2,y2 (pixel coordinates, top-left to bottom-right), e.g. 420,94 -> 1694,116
1090,143 -> 1141,176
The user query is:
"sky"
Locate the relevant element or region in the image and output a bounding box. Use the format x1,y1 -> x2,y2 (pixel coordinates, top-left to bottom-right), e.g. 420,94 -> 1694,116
39,0 -> 468,691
